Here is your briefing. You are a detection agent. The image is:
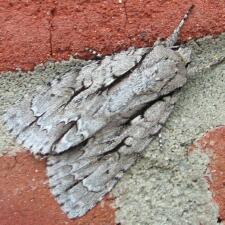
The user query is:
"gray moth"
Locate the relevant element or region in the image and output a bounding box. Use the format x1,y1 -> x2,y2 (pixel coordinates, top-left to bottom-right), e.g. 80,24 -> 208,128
2,6 -> 193,219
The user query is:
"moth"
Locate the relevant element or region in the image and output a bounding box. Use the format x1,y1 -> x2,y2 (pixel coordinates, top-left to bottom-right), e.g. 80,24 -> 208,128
3,6 -> 193,218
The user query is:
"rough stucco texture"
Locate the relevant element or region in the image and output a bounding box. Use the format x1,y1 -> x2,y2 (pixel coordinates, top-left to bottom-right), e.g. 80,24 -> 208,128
1,0 -> 225,72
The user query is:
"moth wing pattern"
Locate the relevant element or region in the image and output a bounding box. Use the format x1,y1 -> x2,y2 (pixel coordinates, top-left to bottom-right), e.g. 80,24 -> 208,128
3,45 -> 186,156
3,47 -> 148,155
47,95 -> 177,218
3,45 -> 188,218
2,5 -> 194,219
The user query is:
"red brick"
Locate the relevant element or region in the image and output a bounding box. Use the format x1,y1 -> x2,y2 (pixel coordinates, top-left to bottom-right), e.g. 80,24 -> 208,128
1,0 -> 225,72
198,127 -> 225,223
0,152 -> 115,225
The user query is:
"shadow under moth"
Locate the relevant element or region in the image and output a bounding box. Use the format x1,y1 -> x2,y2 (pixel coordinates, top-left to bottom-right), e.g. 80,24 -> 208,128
3,6 -> 193,219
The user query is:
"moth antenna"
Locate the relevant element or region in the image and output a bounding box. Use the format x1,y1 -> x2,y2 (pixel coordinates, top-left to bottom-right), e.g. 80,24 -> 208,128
165,5 -> 194,47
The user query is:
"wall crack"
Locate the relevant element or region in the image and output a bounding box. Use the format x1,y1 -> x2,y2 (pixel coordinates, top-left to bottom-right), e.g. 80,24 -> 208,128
48,7 -> 56,58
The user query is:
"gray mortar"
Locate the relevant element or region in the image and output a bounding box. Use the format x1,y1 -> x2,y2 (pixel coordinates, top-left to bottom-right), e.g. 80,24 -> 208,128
0,34 -> 225,224
113,34 -> 225,225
